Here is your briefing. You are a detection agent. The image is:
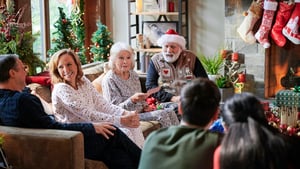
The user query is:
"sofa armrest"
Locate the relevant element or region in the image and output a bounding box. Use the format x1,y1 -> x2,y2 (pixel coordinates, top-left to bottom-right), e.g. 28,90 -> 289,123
0,126 -> 84,169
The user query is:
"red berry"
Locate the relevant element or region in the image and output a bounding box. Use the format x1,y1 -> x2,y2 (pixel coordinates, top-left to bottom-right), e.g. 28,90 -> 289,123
280,124 -> 287,130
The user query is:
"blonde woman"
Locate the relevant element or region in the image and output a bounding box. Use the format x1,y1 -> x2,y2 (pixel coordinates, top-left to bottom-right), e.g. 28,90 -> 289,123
49,48 -> 144,148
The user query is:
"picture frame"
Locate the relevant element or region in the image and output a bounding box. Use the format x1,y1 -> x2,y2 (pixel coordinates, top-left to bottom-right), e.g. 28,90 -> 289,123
142,21 -> 178,48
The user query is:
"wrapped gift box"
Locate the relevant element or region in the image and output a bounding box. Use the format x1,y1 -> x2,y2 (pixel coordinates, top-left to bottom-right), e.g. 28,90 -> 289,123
275,90 -> 300,108
275,90 -> 299,127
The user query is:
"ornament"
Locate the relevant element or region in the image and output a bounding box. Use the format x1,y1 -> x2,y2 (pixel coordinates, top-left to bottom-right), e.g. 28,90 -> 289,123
231,52 -> 239,62
62,19 -> 67,23
287,126 -> 296,135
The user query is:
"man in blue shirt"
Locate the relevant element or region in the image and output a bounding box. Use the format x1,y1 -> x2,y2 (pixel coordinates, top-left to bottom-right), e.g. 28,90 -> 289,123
0,54 -> 141,169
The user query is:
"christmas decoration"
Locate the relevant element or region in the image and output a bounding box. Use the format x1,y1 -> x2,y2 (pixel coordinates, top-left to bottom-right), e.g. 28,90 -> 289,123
237,0 -> 263,44
265,102 -> 300,137
254,0 -> 278,48
270,1 -> 295,47
223,51 -> 241,84
47,7 -> 75,57
282,1 -> 300,45
146,97 -> 157,110
0,0 -> 44,75
70,0 -> 86,64
157,29 -> 186,49
47,1 -> 87,65
90,21 -> 114,62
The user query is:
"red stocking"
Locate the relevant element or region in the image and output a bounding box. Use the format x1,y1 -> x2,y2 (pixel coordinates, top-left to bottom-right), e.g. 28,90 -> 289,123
254,0 -> 278,48
282,2 -> 300,45
270,2 -> 295,47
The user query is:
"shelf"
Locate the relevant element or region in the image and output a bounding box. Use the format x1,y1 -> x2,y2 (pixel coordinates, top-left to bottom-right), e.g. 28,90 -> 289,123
131,12 -> 179,16
128,0 -> 188,71
134,48 -> 162,53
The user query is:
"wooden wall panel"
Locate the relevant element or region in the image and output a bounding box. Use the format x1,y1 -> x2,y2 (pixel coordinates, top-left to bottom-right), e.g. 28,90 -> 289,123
84,0 -> 106,62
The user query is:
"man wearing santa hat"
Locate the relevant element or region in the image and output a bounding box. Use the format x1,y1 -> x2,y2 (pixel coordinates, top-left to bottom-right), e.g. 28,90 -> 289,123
145,29 -> 208,104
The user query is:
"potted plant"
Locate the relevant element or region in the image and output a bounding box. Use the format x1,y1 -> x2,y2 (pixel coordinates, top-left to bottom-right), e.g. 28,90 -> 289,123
198,52 -> 224,82
216,75 -> 234,103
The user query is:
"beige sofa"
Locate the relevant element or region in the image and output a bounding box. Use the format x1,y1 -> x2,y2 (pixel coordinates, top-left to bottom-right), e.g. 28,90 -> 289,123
0,62 -> 160,169
0,125 -> 108,169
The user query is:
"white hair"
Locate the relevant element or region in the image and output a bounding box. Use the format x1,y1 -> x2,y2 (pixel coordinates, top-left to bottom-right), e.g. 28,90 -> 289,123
108,42 -> 135,70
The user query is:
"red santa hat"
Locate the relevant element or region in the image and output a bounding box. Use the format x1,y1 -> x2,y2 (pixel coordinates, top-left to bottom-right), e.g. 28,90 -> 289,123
157,29 -> 186,49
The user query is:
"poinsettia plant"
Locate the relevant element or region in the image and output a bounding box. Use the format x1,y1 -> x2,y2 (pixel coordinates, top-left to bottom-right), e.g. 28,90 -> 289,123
0,0 -> 44,75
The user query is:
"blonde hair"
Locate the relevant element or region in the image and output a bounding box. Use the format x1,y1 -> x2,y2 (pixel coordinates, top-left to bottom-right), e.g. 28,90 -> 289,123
108,42 -> 135,70
49,49 -> 84,86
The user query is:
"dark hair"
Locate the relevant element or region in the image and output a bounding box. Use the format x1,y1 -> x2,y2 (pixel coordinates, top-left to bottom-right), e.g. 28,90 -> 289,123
180,78 -> 220,126
222,92 -> 268,128
220,93 -> 289,169
0,54 -> 19,82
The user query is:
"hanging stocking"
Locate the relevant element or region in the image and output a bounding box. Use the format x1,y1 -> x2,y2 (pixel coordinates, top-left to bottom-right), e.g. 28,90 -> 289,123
282,1 -> 300,45
237,0 -> 263,44
270,1 -> 295,47
254,0 -> 278,48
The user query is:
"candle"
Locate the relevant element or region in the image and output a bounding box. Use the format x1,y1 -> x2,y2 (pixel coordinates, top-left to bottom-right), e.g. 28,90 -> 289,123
168,1 -> 175,12
238,73 -> 246,83
232,52 -> 239,62
220,49 -> 227,59
136,0 -> 143,13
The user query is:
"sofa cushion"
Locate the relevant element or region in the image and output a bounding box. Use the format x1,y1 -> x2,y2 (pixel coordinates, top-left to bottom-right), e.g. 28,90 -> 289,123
140,121 -> 161,138
0,126 -> 84,169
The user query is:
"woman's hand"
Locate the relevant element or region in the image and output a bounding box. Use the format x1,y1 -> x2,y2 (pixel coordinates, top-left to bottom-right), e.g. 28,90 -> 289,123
92,122 -> 116,139
121,111 -> 140,128
130,93 -> 148,103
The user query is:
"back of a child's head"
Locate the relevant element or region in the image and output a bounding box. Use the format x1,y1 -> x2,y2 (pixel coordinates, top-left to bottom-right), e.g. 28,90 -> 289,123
180,78 -> 220,126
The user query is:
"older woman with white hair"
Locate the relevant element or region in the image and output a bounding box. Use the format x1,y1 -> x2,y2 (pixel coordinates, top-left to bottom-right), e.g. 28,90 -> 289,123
100,42 -> 179,131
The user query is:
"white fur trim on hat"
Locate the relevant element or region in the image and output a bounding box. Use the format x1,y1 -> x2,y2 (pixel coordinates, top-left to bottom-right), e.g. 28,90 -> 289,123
157,34 -> 186,49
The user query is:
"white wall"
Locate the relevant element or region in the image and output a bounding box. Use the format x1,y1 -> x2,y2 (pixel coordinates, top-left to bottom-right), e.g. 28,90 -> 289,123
189,0 -> 225,56
109,0 -> 129,43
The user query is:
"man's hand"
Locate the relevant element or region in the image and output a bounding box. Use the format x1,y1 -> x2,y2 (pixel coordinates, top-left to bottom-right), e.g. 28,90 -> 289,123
92,122 -> 116,139
121,111 -> 140,128
171,96 -> 180,102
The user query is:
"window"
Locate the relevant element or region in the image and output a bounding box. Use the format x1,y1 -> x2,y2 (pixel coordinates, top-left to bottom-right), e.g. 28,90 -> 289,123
31,0 -> 72,62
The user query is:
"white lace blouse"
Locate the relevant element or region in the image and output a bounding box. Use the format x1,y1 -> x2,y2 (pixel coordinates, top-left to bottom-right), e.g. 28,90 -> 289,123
51,76 -> 124,126
51,76 -> 145,148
